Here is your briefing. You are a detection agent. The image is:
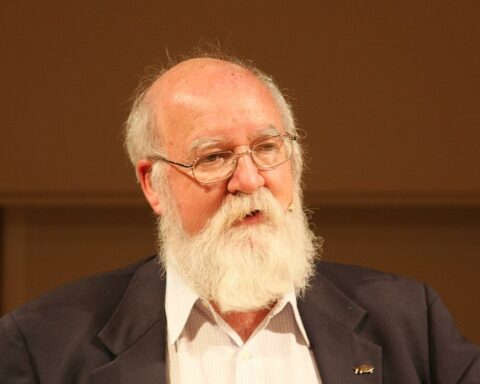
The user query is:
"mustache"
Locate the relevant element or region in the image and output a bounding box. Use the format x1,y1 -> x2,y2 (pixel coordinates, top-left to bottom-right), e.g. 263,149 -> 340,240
209,188 -> 284,230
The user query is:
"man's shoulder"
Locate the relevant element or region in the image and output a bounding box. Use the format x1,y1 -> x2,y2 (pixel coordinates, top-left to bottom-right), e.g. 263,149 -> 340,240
5,256 -> 159,333
316,260 -> 411,286
309,262 -> 480,381
312,261 -> 431,310
0,257 -> 164,381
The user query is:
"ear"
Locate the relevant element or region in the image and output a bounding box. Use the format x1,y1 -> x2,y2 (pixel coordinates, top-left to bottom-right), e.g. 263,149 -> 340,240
137,159 -> 163,215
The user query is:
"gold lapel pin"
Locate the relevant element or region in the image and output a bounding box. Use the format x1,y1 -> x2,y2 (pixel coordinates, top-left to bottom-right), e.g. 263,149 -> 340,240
353,364 -> 375,375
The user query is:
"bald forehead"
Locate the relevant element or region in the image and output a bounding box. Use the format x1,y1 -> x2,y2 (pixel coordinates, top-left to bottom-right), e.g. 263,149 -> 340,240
145,58 -> 269,109
142,58 -> 284,151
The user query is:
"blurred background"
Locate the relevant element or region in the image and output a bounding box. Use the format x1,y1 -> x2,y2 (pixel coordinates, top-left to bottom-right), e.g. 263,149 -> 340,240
1,1 -> 479,344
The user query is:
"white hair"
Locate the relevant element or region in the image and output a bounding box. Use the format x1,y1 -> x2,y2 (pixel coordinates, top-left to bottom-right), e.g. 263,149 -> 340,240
123,53 -> 306,185
158,184 -> 319,312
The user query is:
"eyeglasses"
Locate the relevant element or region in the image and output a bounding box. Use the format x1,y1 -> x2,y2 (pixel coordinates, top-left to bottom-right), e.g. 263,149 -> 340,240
149,134 -> 296,184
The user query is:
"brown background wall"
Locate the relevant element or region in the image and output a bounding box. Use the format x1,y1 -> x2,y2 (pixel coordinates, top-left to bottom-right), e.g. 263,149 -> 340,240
1,1 -> 479,344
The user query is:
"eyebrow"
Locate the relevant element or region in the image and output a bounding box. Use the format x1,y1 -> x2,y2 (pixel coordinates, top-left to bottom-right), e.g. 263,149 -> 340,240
189,137 -> 224,155
257,126 -> 281,138
188,125 -> 282,156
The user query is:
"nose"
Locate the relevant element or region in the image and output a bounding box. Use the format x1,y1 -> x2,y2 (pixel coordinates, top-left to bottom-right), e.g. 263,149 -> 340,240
227,150 -> 265,194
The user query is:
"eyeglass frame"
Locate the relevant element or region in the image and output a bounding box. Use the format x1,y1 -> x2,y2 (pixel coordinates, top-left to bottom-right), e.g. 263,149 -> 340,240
147,133 -> 297,184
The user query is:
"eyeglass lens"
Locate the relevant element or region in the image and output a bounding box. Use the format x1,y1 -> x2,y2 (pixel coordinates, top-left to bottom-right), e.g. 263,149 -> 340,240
193,135 -> 293,183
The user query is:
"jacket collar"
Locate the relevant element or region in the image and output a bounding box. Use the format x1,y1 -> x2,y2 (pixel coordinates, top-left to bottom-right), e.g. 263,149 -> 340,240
298,269 -> 382,383
92,258 -> 168,384
91,259 -> 382,384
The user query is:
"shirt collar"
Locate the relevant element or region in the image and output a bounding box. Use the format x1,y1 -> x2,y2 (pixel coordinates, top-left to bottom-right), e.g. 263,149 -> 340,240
276,291 -> 311,346
165,264 -> 311,346
165,264 -> 200,345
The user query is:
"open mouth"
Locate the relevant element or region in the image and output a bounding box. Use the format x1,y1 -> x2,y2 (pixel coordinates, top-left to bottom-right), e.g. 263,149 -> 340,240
238,209 -> 263,225
245,209 -> 260,218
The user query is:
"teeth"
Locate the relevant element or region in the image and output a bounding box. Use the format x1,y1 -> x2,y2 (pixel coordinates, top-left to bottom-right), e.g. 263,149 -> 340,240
246,209 -> 260,217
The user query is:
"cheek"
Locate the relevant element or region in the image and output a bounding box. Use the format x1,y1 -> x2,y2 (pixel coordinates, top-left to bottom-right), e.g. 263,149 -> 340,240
165,163 -> 295,234
263,165 -> 295,209
168,173 -> 227,234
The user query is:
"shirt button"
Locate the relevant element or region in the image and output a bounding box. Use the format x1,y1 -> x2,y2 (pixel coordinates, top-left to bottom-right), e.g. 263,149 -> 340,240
240,350 -> 252,360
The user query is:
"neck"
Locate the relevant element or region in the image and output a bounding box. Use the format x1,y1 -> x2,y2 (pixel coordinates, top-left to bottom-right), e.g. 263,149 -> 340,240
210,302 -> 274,342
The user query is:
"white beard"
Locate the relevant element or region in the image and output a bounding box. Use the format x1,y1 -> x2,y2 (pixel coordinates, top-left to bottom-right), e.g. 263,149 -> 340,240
157,187 -> 319,313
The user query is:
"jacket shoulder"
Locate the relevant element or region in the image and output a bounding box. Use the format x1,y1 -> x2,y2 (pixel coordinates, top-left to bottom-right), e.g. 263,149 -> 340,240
316,261 -> 418,291
0,257 -> 161,382
314,261 -> 430,322
8,256 -> 157,335
313,261 -> 480,382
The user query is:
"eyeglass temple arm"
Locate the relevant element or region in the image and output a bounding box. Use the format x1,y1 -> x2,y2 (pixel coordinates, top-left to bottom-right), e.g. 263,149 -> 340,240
148,155 -> 193,169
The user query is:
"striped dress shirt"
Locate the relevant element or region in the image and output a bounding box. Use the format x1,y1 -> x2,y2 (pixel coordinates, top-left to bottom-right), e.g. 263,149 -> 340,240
165,266 -> 322,384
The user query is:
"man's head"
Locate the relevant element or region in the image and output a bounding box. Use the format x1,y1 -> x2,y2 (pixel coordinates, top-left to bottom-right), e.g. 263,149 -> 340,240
125,54 -> 319,312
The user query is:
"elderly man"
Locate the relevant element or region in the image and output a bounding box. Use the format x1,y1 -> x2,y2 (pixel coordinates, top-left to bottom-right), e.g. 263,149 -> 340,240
1,54 -> 479,383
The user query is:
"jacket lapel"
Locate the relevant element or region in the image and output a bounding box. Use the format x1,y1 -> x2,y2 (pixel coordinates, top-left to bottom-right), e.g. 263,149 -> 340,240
298,272 -> 382,384
90,259 -> 382,384
92,259 -> 168,384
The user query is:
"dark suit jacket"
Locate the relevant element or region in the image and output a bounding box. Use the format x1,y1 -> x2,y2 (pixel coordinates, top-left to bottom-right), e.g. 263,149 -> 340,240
1,256 -> 479,383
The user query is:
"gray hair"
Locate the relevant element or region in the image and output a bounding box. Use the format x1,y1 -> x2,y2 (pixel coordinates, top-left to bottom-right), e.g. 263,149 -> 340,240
124,51 -> 305,183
